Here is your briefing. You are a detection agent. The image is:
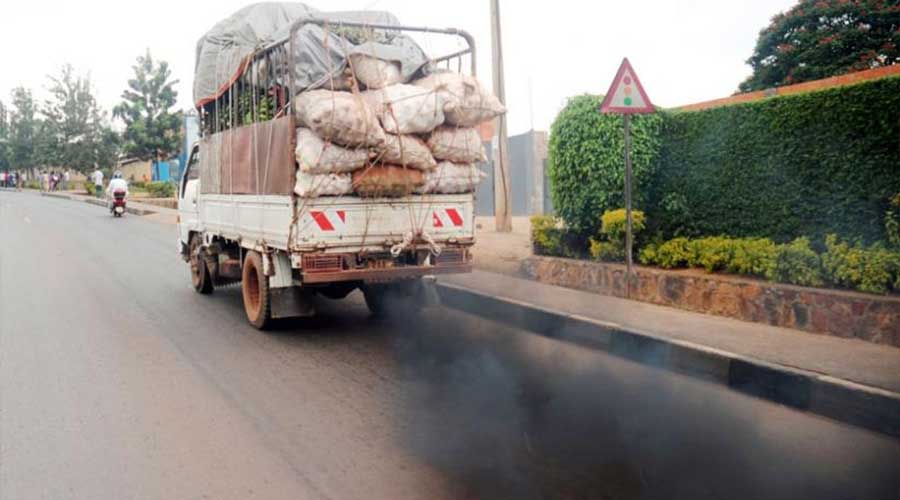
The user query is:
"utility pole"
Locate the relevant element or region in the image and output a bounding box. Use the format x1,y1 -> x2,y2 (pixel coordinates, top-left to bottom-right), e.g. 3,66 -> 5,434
490,0 -> 513,232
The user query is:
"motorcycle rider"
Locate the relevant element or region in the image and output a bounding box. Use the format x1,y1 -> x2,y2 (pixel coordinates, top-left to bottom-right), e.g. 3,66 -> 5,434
107,171 -> 129,210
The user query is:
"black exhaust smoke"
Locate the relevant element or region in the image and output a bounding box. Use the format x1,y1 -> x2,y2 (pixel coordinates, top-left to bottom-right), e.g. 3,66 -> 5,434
382,302 -> 900,500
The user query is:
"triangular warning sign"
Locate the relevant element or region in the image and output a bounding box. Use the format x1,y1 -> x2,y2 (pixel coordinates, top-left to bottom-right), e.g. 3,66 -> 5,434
599,58 -> 654,114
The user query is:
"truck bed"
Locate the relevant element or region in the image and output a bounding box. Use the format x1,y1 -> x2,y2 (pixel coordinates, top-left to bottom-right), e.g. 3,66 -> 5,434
197,193 -> 475,254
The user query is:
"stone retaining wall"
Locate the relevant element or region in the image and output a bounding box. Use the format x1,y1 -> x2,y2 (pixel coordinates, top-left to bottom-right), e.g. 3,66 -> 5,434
521,256 -> 900,347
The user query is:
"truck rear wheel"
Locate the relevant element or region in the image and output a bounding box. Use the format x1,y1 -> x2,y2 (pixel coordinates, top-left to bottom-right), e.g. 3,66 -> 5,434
190,236 -> 214,295
242,251 -> 272,330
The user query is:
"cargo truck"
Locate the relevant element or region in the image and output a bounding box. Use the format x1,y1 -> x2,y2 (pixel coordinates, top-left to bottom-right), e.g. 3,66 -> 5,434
178,10 -> 481,329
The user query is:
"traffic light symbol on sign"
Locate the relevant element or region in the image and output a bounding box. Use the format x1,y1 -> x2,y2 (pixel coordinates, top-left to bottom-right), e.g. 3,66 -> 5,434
623,76 -> 633,106
599,58 -> 654,115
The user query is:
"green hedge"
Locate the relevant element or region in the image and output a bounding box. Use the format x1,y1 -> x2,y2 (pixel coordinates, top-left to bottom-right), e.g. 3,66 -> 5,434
648,76 -> 900,243
548,94 -> 664,234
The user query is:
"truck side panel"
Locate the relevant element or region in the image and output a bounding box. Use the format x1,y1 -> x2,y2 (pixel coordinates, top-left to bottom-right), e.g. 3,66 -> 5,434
199,195 -> 294,249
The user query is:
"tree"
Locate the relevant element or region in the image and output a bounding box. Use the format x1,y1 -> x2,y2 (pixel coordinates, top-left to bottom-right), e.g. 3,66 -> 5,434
114,50 -> 182,161
40,64 -> 120,172
0,100 -> 9,171
740,0 -> 900,92
548,94 -> 664,235
8,87 -> 38,171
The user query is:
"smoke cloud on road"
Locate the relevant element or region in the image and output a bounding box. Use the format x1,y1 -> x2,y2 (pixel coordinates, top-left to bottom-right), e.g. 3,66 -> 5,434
383,304 -> 900,500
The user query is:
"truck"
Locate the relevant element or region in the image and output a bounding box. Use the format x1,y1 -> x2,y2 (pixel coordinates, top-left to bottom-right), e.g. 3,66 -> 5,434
177,8 -> 481,329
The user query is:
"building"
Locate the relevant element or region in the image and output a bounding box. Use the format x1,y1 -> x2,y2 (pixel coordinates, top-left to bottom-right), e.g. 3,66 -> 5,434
117,158 -> 152,183
476,129 -> 551,217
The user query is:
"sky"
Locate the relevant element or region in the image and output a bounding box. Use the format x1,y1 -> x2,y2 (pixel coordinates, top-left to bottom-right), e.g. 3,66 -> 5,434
0,0 -> 796,136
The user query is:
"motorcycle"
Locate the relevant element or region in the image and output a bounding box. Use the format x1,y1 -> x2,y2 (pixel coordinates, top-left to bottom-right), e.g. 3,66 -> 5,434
111,190 -> 127,217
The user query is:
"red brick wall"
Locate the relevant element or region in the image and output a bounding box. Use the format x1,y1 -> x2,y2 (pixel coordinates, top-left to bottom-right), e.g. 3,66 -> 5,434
678,65 -> 900,112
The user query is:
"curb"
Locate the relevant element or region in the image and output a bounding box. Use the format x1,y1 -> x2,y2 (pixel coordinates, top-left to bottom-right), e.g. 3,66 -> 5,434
436,282 -> 900,440
41,192 -> 156,216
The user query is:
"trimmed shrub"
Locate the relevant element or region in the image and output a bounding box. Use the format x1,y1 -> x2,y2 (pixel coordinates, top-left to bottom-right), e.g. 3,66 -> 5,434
640,236 -> 777,278
146,181 -> 175,198
649,76 -> 900,243
641,234 -> 900,294
768,237 -> 824,287
651,236 -> 780,277
822,235 -> 900,295
640,237 -> 692,269
531,215 -> 561,256
590,209 -> 646,262
531,216 -> 583,258
721,238 -> 778,277
600,209 -> 646,242
548,94 -> 664,234
589,240 -> 621,262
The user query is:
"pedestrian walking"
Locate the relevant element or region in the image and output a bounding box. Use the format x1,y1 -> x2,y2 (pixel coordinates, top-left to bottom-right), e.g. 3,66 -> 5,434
0,171 -> 7,189
63,170 -> 71,191
91,168 -> 104,198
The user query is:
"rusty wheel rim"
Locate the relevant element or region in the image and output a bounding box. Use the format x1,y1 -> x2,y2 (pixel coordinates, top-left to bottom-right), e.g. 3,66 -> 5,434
244,259 -> 261,318
190,244 -> 202,288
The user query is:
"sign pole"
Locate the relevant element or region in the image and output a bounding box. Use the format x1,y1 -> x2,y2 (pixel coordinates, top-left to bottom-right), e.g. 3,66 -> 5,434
623,114 -> 633,299
599,57 -> 653,301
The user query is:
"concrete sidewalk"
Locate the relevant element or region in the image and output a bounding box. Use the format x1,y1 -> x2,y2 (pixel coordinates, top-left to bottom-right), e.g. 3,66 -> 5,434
41,191 -> 178,223
438,270 -> 900,438
470,216 -> 533,276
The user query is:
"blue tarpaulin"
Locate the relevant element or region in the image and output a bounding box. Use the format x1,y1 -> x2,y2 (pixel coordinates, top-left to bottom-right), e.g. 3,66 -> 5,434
152,161 -> 171,182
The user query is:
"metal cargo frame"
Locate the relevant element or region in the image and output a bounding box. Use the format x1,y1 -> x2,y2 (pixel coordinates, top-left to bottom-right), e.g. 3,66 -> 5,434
195,17 -> 479,284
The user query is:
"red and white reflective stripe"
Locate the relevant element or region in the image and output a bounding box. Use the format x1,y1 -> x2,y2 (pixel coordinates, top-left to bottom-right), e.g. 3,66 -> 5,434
310,210 -> 347,232
432,208 -> 464,229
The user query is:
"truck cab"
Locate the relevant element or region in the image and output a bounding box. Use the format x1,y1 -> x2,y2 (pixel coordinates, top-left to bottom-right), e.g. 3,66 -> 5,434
177,143 -> 201,257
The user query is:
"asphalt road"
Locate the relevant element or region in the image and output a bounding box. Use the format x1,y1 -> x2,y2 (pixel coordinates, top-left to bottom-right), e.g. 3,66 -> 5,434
1,190 -> 899,500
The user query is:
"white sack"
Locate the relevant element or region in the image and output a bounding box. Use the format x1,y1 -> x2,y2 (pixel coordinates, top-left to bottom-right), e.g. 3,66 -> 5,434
349,54 -> 403,89
295,90 -> 385,148
414,73 -> 506,127
427,126 -> 486,164
294,172 -> 353,198
417,161 -> 486,194
380,134 -> 437,171
364,84 -> 452,135
295,128 -> 371,174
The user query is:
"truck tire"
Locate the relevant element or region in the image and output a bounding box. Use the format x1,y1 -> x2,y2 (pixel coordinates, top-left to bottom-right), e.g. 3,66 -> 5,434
242,251 -> 272,330
190,236 -> 214,295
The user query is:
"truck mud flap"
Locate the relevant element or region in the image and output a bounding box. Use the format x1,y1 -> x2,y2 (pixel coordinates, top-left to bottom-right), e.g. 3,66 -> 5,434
270,287 -> 316,319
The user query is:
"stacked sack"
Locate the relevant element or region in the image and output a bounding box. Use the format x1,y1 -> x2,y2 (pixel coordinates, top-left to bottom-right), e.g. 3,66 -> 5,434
294,57 -> 506,198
